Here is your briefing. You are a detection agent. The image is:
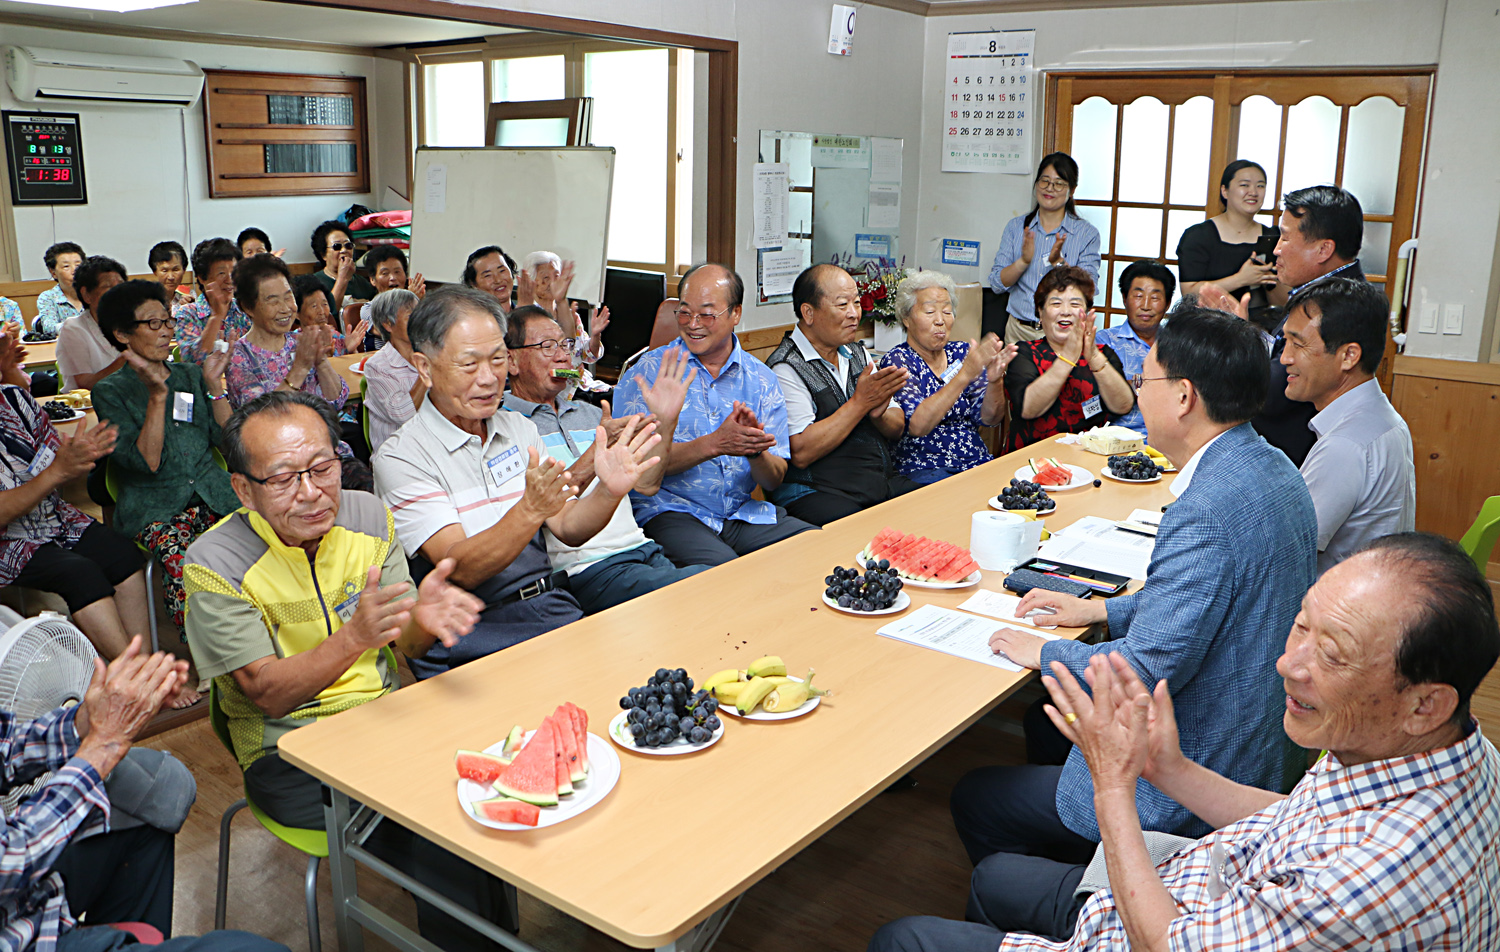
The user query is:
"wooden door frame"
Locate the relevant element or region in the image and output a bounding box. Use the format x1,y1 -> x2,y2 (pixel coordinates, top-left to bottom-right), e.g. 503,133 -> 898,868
266,0 -> 737,269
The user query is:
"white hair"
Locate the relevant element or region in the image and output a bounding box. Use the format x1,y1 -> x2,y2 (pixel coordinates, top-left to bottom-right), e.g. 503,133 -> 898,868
522,250 -> 562,277
894,270 -> 958,326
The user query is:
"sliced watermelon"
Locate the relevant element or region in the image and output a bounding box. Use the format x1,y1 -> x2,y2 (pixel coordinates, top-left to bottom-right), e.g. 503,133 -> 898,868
472,796 -> 541,826
455,749 -> 508,786
548,717 -> 574,796
553,705 -> 586,783
561,702 -> 590,774
495,724 -> 559,806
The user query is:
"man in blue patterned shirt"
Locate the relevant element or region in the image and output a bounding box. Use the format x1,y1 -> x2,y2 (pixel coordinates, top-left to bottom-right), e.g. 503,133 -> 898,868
613,264 -> 816,566
0,636 -> 286,952
1093,260 -> 1173,436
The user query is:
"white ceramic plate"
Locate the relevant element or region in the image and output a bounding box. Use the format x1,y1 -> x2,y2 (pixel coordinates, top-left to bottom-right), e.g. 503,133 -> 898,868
986,496 -> 1057,516
458,731 -> 619,830
717,675 -> 822,721
1101,465 -> 1162,484
607,709 -> 724,756
1014,463 -> 1095,492
821,589 -> 911,616
46,409 -> 83,423
853,551 -> 981,589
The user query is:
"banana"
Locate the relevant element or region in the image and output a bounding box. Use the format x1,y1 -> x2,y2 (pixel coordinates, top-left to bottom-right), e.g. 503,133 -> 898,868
702,668 -> 745,693
735,676 -> 778,715
761,669 -> 830,713
711,681 -> 749,704
746,655 -> 787,678
762,676 -> 796,686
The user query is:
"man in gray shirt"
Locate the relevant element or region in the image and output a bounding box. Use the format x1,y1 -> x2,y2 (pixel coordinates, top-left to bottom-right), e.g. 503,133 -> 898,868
1279,278 -> 1414,573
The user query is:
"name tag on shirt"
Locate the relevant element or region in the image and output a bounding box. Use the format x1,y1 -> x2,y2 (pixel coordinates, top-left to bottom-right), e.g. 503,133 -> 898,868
172,391 -> 194,423
334,589 -> 361,624
27,445 -> 55,477
940,361 -> 964,385
485,445 -> 526,489
1082,395 -> 1102,418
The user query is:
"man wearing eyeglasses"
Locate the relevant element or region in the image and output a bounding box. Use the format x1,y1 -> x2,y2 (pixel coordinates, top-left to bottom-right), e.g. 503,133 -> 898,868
183,389 -> 519,952
612,264 -> 816,567
501,306 -> 707,613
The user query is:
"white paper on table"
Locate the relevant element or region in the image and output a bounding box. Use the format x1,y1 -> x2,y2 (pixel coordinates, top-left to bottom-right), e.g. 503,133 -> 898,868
1037,516 -> 1155,581
1115,508 -> 1163,537
956,589 -> 1059,629
878,604 -> 1057,672
752,163 -> 789,249
867,184 -> 901,228
870,136 -> 903,183
760,249 -> 803,297
423,164 -> 447,215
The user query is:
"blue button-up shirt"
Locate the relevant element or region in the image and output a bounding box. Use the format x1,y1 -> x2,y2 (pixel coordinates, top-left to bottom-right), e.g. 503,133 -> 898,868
988,212 -> 1101,324
1094,320 -> 1156,434
613,338 -> 789,531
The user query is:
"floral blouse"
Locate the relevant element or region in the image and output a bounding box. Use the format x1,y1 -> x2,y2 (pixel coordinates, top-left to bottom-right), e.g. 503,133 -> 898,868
1004,338 -> 1126,452
33,287 -> 81,337
0,386 -> 92,585
226,332 -> 349,411
0,298 -> 22,336
879,340 -> 994,477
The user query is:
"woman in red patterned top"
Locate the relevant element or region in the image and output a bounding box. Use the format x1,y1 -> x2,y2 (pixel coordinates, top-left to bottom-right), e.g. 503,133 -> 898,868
1005,266 -> 1135,451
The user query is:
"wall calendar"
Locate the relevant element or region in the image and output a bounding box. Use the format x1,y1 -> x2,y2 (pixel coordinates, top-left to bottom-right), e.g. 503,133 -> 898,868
941,30 -> 1035,174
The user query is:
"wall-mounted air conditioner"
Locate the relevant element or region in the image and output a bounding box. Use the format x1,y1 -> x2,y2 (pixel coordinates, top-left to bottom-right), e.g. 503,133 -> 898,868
3,46 -> 204,107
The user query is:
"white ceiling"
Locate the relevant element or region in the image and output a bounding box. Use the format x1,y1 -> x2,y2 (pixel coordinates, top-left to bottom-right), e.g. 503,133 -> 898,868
0,0 -> 521,48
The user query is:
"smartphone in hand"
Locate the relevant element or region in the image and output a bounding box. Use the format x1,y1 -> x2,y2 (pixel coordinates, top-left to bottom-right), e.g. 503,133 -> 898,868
1254,233 -> 1278,264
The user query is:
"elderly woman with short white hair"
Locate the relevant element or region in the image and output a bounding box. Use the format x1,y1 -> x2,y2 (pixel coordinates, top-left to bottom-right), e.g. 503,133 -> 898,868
360,287 -> 422,453
522,250 -> 610,391
878,270 -> 1017,484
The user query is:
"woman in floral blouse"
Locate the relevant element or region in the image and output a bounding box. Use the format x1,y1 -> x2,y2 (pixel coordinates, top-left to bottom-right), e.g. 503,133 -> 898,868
1004,266 -> 1135,451
879,271 -> 1016,484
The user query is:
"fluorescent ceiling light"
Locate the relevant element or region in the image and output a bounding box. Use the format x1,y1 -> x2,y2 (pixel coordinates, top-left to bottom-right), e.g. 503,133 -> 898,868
4,0 -> 197,12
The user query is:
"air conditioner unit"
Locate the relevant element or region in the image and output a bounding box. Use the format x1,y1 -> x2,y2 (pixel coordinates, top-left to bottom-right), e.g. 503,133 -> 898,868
3,46 -> 203,107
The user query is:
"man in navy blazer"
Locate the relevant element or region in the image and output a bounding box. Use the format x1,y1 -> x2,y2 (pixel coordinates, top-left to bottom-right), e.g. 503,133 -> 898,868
958,306 -> 1318,938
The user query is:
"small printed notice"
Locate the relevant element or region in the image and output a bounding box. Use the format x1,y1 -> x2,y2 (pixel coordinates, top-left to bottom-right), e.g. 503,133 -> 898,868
870,136 -> 903,183
941,238 -> 981,267
941,30 -> 1035,173
752,162 -> 789,249
423,164 -> 447,214
878,604 -> 1057,672
760,249 -> 803,297
812,134 -> 870,169
866,184 -> 901,228
828,3 -> 856,56
855,234 -> 892,259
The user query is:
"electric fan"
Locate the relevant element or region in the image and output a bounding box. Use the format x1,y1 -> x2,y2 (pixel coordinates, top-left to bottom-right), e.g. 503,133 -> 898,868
0,607 -> 99,816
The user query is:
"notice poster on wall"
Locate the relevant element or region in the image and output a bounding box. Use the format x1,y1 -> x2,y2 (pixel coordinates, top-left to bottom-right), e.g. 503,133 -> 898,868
941,30 -> 1035,174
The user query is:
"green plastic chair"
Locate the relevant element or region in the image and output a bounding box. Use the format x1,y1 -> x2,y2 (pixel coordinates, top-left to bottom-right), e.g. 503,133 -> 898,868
358,375 -> 371,449
1460,496 -> 1500,572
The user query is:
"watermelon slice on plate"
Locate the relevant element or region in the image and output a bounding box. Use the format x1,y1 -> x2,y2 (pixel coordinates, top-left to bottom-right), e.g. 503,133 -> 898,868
456,705 -> 619,831
454,750 -> 507,786
496,719 -> 560,806
858,529 -> 981,589
471,797 -> 540,827
1016,461 -> 1092,491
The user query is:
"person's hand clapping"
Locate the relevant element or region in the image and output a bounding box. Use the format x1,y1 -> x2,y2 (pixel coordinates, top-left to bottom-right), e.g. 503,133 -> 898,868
75,636 -> 187,777
518,448 -> 576,521
588,304 -> 610,342
204,276 -> 233,318
1047,231 -> 1068,268
1041,654 -> 1151,795
853,362 -> 907,414
961,333 -> 1004,384
124,350 -> 171,397
593,416 -> 661,496
202,328 -> 239,385
1081,310 -> 1105,371
408,273 -> 427,299
1019,228 -> 1037,267
1199,283 -> 1252,322
50,418 -> 118,481
988,340 -> 1019,379
347,316 -> 372,350
635,346 -> 697,423
516,269 -> 536,308
711,401 -> 775,458
339,565 -> 419,651
411,558 -> 483,648
1095,653 -> 1185,787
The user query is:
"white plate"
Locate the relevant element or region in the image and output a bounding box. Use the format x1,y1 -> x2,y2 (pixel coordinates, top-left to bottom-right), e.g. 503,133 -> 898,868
853,551 -> 981,589
821,588 -> 911,616
986,496 -> 1057,516
46,410 -> 82,423
1100,464 -> 1162,484
1014,463 -> 1095,492
717,675 -> 822,721
607,709 -> 724,756
457,730 -> 619,830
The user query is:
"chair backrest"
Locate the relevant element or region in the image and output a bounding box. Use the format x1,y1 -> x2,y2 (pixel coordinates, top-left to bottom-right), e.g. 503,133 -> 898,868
649,298 -> 681,349
952,282 -> 982,344
1460,495 -> 1500,571
359,375 -> 371,448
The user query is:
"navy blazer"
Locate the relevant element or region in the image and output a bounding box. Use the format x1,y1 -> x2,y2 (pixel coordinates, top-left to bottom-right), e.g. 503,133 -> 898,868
1039,422 -> 1318,840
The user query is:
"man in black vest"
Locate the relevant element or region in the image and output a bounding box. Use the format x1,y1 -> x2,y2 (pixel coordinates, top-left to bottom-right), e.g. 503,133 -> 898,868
767,264 -> 916,526
1204,185 -> 1366,466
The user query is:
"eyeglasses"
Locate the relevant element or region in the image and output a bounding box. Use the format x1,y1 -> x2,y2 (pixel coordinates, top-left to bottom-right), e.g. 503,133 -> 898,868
513,337 -> 578,356
1129,374 -> 1183,392
1037,177 -> 1070,193
328,241 -> 354,252
674,304 -> 733,326
133,317 -> 177,331
242,458 -> 341,494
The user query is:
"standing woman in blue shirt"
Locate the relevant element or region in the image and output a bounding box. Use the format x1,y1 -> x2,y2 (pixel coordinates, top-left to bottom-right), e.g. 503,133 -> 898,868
988,153 -> 1101,346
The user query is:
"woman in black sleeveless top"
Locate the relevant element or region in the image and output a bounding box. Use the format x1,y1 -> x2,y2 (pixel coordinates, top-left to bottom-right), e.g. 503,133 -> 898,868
1176,160 -> 1288,330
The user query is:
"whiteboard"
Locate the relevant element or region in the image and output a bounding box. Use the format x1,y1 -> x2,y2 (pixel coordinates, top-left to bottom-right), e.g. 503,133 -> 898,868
410,147 -> 615,303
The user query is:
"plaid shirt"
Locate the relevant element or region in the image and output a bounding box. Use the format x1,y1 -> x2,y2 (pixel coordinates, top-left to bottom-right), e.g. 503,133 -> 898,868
0,707 -> 110,952
1001,722 -> 1500,951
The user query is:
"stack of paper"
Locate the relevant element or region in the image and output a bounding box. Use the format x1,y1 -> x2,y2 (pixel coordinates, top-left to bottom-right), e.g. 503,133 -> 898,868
878,604 -> 1057,672
1036,516 -> 1156,580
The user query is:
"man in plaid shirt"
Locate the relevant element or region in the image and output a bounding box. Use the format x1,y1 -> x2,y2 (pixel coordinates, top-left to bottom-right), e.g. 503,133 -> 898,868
874,533 -> 1500,952
0,636 -> 287,952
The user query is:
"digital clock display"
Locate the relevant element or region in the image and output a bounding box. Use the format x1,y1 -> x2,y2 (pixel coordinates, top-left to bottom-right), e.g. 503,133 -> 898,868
4,111 -> 87,205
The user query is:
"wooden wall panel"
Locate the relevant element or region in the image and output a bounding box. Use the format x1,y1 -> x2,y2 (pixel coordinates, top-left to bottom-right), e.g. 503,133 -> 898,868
1391,356 -> 1500,542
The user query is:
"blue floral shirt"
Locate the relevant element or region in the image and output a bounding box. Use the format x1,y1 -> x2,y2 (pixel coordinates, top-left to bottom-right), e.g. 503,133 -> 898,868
879,340 -> 993,477
173,292 -> 251,365
32,288 -> 79,338
1094,320 -> 1155,434
613,338 -> 789,531
0,299 -> 21,336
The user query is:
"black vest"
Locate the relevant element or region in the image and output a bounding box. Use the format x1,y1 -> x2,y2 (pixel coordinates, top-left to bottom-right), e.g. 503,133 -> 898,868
767,331 -> 895,506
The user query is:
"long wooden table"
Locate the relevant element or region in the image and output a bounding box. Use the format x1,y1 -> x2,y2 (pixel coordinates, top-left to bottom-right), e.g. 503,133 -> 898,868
278,437 -> 1177,952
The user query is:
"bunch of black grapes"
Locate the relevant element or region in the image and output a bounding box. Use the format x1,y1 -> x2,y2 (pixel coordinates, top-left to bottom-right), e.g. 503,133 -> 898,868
998,478 -> 1056,511
1107,452 -> 1165,481
618,668 -> 721,747
825,562 -> 903,611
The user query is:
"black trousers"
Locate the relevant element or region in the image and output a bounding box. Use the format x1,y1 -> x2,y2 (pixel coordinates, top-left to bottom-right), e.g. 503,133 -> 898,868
781,476 -> 922,528
13,522 -> 143,613
245,753 -> 520,952
54,823 -> 176,935
641,508 -> 816,567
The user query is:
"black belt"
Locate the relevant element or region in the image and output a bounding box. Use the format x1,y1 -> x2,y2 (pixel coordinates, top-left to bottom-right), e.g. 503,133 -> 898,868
498,575 -> 555,605
1013,317 -> 1041,328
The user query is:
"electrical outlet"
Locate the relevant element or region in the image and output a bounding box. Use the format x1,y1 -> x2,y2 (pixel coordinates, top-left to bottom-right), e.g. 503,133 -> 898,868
1443,303 -> 1464,335
1419,303 -> 1439,333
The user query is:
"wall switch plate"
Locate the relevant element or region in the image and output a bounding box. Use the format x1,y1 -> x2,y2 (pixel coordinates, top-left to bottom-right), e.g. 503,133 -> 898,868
1443,303 -> 1464,335
1419,303 -> 1439,333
